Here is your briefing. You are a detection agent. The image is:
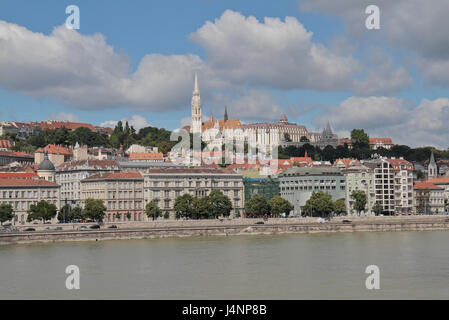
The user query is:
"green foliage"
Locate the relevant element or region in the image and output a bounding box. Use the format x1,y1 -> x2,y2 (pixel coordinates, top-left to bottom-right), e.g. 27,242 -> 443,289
83,198 -> 106,222
302,192 -> 335,217
373,203 -> 383,216
200,190 -> 233,219
57,204 -> 84,222
246,194 -> 270,217
268,196 -> 293,217
351,129 -> 370,148
334,199 -> 346,215
145,201 -> 162,221
27,200 -> 57,222
0,204 -> 14,225
174,194 -> 197,219
351,191 -> 367,215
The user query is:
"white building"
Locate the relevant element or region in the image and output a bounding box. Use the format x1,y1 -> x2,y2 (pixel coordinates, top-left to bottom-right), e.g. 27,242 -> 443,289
342,165 -> 376,216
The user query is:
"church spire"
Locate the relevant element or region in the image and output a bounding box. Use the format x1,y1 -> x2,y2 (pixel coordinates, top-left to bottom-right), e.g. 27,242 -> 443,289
194,72 -> 199,94
224,106 -> 229,122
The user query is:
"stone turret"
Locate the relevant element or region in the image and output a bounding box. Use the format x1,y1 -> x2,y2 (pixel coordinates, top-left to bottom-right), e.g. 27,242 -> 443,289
37,150 -> 56,182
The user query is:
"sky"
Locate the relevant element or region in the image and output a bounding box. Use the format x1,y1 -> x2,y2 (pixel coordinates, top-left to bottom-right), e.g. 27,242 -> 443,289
0,0 -> 449,148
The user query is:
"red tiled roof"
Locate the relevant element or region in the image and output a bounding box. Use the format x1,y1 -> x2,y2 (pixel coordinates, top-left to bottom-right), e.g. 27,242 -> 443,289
414,181 -> 443,190
0,150 -> 34,158
0,140 -> 12,149
0,179 -> 58,187
147,168 -> 235,174
35,144 -> 72,156
370,138 -> 394,145
386,158 -> 413,171
0,172 -> 39,179
427,177 -> 449,184
31,121 -> 96,132
129,153 -> 164,160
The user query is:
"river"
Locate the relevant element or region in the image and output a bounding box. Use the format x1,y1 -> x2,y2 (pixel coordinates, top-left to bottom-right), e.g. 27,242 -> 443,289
1,231 -> 448,299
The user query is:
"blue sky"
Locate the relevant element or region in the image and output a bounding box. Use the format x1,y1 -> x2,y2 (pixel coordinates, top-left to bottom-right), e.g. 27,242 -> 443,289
1,0 -> 449,148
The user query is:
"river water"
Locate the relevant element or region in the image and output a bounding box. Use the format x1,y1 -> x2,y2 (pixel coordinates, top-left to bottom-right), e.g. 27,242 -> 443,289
1,231 -> 448,299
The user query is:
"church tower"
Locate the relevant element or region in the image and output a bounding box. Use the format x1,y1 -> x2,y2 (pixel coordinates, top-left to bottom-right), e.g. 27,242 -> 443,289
428,151 -> 437,178
191,73 -> 202,135
224,106 -> 229,122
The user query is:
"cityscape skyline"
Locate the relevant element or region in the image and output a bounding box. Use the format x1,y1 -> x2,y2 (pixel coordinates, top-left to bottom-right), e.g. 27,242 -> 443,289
1,0 -> 449,149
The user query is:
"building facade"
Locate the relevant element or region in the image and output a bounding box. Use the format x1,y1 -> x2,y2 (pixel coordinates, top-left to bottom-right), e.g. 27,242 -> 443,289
143,168 -> 244,219
279,167 -> 346,215
0,179 -> 60,224
364,158 -> 414,215
342,165 -> 376,216
243,177 -> 280,211
81,172 -> 144,222
56,160 -> 121,207
414,181 -> 445,214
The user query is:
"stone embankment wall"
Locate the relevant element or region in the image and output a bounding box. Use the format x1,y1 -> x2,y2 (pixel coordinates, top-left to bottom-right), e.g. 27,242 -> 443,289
1,216 -> 449,245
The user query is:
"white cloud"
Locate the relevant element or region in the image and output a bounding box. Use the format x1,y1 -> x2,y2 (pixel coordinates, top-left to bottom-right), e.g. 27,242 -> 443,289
210,90 -> 284,121
313,96 -> 449,148
300,0 -> 449,87
191,10 -> 360,91
100,115 -> 152,130
49,112 -> 80,122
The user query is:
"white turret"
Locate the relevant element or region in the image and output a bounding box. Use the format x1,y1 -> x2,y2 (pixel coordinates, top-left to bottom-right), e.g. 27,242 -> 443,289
191,73 -> 202,135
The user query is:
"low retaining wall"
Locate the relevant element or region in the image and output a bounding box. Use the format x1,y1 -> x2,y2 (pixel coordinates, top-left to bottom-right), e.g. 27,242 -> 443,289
2,217 -> 449,245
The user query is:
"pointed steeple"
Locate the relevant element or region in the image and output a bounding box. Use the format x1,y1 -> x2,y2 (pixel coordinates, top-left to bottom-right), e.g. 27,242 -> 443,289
430,151 -> 436,165
224,106 -> 229,122
428,150 -> 437,178
193,72 -> 199,94
209,112 -> 214,123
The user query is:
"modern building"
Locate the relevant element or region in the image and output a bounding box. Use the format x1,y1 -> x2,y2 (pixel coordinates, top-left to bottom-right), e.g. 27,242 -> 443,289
243,177 -> 280,210
56,160 -> 121,207
0,178 -> 60,224
81,172 -> 144,222
414,181 -> 445,214
364,157 -> 414,215
279,167 -> 346,215
143,168 -> 245,219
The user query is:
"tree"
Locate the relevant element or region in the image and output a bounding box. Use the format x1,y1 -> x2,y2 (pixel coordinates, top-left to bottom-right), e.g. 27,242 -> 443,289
0,204 -> 14,225
334,199 -> 346,216
302,192 -> 335,217
126,212 -> 132,221
269,196 -> 293,217
145,201 -> 162,221
351,191 -> 367,216
27,201 -> 57,222
115,213 -> 121,221
174,194 -> 196,219
373,203 -> 383,216
351,129 -> 370,149
246,194 -> 270,217
202,190 -> 233,219
300,136 -> 310,142
83,198 -> 106,223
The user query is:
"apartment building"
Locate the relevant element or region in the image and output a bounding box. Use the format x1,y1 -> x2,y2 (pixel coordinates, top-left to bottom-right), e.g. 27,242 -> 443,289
364,158 -> 414,215
0,178 -> 60,224
80,172 -> 144,222
341,165 -> 376,216
143,168 -> 244,219
414,181 -> 445,214
56,160 -> 121,207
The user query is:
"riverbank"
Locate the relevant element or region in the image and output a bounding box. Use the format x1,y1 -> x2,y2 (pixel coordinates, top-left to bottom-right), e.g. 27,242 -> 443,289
2,215 -> 449,245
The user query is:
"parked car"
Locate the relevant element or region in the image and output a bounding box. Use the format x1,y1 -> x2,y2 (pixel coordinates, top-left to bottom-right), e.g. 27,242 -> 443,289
108,225 -> 118,229
79,226 -> 88,231
342,220 -> 352,224
54,227 -> 63,231
90,225 -> 101,230
24,228 -> 36,232
254,221 -> 265,225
